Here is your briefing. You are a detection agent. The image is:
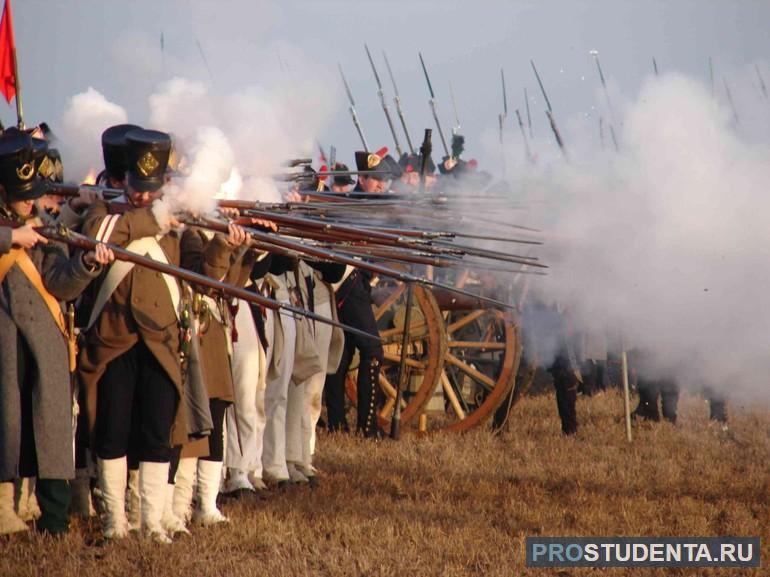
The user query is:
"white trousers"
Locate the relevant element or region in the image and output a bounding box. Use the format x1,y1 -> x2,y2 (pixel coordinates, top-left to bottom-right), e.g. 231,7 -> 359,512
225,301 -> 265,475
286,300 -> 333,468
262,307 -> 295,480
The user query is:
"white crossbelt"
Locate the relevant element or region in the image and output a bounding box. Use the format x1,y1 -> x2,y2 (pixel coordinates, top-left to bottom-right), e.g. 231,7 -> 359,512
86,234 -> 181,330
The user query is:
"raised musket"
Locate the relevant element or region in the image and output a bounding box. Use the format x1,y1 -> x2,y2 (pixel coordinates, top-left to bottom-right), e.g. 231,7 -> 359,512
383,51 -> 415,154
418,52 -> 450,157
365,44 -> 402,157
530,59 -> 568,158
338,62 -> 370,151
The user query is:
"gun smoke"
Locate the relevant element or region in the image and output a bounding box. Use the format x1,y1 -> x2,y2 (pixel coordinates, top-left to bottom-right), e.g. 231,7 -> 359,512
500,73 -> 770,402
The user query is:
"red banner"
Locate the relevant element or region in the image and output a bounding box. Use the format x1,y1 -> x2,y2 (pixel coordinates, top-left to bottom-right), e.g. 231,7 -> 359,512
0,0 -> 16,104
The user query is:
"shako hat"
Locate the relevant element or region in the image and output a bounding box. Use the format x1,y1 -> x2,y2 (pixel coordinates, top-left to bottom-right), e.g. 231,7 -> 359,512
102,123 -> 142,181
0,131 -> 45,201
125,128 -> 172,193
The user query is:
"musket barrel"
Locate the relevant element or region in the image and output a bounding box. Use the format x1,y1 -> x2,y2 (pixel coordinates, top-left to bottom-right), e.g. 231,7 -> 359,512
46,182 -> 124,199
35,224 -> 379,342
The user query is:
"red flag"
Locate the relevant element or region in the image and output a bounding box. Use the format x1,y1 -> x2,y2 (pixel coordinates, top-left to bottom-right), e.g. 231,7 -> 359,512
0,0 -> 16,104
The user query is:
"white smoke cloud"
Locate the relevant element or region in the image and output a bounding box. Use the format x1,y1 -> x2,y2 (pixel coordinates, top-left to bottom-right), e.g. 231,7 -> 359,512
58,87 -> 128,181
518,72 -> 770,401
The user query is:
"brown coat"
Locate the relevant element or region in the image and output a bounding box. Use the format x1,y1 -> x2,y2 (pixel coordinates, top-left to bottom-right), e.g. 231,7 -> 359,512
77,201 -> 234,447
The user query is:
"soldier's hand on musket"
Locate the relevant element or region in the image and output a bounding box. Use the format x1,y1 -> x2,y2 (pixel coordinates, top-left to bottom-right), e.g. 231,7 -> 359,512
242,217 -> 278,232
83,243 -> 115,268
70,188 -> 100,211
167,215 -> 183,229
11,224 -> 47,248
285,190 -> 307,204
226,222 -> 250,247
218,206 -> 240,220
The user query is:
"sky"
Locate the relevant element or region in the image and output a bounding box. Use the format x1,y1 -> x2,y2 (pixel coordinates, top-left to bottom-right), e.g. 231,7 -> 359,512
9,0 -> 770,169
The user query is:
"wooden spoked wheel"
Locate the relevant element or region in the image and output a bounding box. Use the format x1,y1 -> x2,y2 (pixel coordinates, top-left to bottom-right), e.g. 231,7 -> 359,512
421,307 -> 522,433
344,282 -> 447,430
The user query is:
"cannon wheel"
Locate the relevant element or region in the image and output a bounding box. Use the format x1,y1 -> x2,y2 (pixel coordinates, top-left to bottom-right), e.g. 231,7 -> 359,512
344,282 -> 447,430
422,307 -> 522,433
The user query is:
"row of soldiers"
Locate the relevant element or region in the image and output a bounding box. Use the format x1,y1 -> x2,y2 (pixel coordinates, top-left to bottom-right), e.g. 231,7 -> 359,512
0,121 -> 479,542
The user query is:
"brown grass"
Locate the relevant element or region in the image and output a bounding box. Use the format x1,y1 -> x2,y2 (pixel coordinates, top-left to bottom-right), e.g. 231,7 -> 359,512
1,390 -> 768,577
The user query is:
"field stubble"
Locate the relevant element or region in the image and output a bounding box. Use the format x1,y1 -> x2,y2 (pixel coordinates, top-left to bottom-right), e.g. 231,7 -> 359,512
1,390 -> 767,577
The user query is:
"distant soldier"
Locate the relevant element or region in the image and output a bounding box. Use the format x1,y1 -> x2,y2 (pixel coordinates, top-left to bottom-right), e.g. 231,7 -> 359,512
395,152 -> 436,193
330,162 -> 354,193
323,149 -> 395,438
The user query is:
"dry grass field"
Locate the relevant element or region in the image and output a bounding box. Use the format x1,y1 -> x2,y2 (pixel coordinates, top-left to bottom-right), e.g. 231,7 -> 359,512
1,389 -> 767,577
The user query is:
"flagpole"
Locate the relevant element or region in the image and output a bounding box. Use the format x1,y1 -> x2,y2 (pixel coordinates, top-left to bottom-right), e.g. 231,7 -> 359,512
12,37 -> 22,128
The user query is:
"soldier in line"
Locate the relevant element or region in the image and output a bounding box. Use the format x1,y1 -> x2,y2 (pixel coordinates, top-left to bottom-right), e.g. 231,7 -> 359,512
323,148 -> 394,438
0,131 -> 113,535
330,163 -> 354,193
170,220 -> 254,528
77,129 -> 246,543
223,253 -> 273,496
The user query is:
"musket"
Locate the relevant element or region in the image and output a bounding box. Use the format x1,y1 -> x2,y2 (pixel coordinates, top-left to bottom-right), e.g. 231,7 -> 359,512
723,78 -> 740,125
755,64 -> 768,99
590,50 -> 614,117
418,52 -> 450,157
498,76 -> 506,175
524,87 -> 533,138
10,221 -> 379,342
419,128 -> 432,193
193,216 -> 520,310
501,69 -> 508,120
275,169 -> 392,182
383,51 -> 415,154
364,44 -> 402,157
531,59 -> 568,157
46,181 -> 124,199
338,62 -> 369,151
515,109 -> 533,164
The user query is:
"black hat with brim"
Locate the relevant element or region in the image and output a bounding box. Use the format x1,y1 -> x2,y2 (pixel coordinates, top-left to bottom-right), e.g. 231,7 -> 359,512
125,128 -> 171,193
332,163 -> 354,186
0,131 -> 45,201
354,148 -> 394,180
102,123 -> 142,181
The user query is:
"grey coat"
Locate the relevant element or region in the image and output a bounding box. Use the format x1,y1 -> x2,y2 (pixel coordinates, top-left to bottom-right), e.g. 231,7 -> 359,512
0,224 -> 101,481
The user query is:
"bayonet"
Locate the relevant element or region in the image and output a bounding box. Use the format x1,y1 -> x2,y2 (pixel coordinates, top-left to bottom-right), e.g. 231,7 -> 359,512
419,52 -> 450,157
365,44 -> 402,157
530,59 -> 552,113
449,80 -> 461,134
338,62 -> 370,151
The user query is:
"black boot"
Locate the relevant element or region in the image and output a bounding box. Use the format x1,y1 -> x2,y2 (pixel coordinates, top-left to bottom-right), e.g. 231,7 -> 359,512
357,357 -> 383,438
